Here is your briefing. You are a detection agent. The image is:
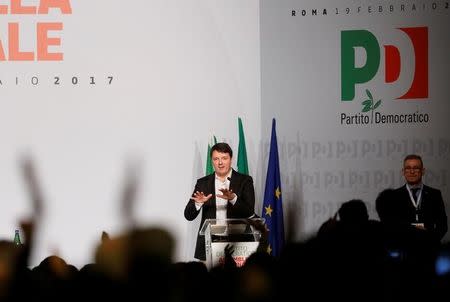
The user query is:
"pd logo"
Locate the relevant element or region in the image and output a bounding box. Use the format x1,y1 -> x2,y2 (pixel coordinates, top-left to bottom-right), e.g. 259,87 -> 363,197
341,27 -> 428,101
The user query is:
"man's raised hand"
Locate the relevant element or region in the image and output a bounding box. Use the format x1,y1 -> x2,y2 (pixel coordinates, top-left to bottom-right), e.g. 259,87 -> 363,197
217,188 -> 236,201
191,191 -> 213,203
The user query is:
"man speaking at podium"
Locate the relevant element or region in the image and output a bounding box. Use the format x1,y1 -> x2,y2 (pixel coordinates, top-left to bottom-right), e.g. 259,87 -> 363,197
184,142 -> 255,261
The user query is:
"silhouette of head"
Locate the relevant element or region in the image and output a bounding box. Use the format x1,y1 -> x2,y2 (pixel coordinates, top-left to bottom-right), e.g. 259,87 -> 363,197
375,188 -> 407,223
338,199 -> 369,225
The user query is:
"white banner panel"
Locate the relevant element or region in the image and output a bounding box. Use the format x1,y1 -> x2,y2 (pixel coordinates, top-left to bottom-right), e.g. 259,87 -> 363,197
261,0 -> 450,241
0,0 -> 260,267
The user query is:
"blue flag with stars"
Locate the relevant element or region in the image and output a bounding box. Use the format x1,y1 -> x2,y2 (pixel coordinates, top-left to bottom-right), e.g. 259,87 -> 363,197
262,118 -> 284,257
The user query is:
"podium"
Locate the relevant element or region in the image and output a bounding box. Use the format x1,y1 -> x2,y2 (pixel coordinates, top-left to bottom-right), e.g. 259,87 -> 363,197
199,218 -> 265,269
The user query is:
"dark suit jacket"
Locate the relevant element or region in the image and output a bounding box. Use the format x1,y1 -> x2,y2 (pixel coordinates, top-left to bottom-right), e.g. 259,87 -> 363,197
393,184 -> 447,241
184,169 -> 255,260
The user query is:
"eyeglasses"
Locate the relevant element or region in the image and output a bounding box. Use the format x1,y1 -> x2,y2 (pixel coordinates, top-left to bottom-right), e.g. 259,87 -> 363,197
404,167 -> 422,172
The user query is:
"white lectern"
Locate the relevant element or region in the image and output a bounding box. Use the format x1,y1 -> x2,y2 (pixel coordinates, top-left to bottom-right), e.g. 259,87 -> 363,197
199,218 -> 265,269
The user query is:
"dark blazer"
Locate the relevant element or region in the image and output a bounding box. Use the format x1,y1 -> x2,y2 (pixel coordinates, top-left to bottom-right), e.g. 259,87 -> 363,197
184,169 -> 255,260
393,184 -> 448,241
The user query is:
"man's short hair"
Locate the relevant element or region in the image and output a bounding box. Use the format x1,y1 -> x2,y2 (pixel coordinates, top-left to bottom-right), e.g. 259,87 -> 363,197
403,154 -> 423,167
210,142 -> 233,158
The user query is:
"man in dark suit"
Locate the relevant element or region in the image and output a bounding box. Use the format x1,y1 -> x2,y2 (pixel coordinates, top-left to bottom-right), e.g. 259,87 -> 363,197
184,142 -> 255,260
393,154 -> 448,242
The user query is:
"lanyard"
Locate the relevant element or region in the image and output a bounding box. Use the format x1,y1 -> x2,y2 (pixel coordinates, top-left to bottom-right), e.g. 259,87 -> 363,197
406,185 -> 422,222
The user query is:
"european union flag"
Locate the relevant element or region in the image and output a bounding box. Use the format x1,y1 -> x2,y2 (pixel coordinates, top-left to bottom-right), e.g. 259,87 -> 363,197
262,118 -> 284,257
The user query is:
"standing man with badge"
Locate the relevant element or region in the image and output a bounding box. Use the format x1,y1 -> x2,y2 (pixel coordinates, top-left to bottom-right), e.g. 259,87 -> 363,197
394,154 -> 448,242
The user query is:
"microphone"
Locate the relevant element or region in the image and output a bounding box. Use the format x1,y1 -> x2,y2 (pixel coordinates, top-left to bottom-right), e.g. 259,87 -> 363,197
225,177 -> 234,202
227,177 -> 232,190
226,177 -> 233,193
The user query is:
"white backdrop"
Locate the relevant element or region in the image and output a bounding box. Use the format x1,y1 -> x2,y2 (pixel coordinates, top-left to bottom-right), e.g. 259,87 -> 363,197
2,0 -> 449,268
261,0 -> 450,241
0,0 -> 261,267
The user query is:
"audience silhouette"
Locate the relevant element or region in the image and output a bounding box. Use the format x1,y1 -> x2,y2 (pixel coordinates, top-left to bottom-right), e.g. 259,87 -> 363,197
0,157 -> 448,302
